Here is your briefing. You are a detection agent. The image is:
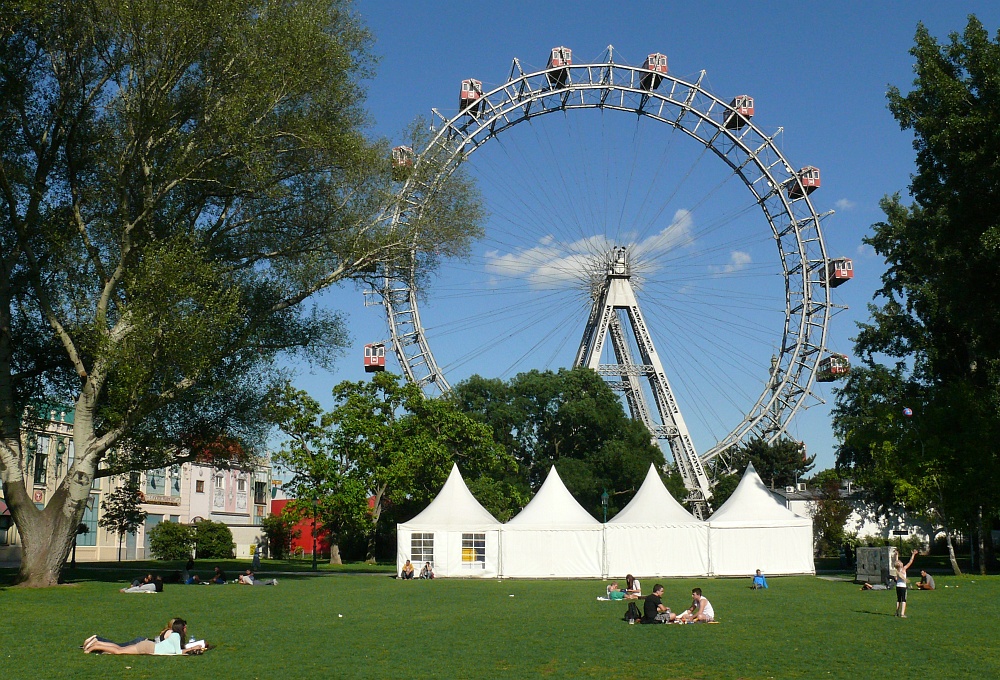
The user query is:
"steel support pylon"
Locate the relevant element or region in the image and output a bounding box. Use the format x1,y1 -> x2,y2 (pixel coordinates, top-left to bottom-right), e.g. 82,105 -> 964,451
575,247 -> 713,518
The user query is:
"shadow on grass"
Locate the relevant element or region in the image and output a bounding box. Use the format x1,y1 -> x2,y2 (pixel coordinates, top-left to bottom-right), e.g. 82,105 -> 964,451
1,559 -> 394,587
854,609 -> 896,616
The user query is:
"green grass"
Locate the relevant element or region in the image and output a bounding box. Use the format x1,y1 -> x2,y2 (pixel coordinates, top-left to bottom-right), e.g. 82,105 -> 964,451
2,571 -> 998,679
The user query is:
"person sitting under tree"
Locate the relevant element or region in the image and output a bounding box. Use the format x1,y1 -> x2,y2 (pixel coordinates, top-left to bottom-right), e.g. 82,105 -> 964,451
917,570 -> 935,590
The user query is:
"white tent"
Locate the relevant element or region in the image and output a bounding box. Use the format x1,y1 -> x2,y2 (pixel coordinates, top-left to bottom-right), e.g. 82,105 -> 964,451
500,466 -> 604,578
707,463 -> 814,576
605,463 -> 710,577
395,464 -> 501,578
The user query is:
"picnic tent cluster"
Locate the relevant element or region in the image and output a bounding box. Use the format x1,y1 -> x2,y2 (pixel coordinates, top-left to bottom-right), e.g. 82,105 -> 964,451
396,462 -> 813,578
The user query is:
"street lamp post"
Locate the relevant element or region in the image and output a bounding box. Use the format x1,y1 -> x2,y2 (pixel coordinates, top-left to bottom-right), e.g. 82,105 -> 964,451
601,489 -> 609,523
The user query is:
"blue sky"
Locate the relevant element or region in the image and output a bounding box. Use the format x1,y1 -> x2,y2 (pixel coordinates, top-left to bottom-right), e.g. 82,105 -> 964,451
289,2 -> 1000,472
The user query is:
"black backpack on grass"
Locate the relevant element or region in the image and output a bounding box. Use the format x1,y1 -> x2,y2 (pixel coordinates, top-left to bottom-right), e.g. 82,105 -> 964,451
624,601 -> 642,623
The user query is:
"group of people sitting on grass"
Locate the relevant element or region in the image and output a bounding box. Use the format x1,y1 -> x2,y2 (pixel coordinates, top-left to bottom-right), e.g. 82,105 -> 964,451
399,560 -> 434,579
122,561 -> 278,591
640,585 -> 715,624
83,618 -> 208,655
603,574 -> 643,600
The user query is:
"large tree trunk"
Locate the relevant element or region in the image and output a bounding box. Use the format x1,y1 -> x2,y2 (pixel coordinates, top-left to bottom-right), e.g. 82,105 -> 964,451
9,484 -> 87,587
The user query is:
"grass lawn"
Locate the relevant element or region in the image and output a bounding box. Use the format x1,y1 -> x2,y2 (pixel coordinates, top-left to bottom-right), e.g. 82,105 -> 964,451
2,569 -> 997,679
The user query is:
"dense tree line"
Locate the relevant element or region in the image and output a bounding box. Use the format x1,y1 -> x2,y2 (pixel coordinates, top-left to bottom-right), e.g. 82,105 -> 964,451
833,16 -> 1000,574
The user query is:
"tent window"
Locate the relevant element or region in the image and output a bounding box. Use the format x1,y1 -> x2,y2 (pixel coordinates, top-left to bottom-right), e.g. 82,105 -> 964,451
411,533 -> 434,564
461,533 -> 486,568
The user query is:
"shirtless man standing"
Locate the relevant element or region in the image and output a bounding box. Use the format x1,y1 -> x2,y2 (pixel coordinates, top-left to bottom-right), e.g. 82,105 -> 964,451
677,587 -> 715,623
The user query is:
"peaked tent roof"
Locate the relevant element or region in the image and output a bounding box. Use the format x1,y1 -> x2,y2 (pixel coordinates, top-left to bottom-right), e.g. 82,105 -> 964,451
608,463 -> 703,524
401,464 -> 500,529
707,463 -> 810,525
506,466 -> 600,527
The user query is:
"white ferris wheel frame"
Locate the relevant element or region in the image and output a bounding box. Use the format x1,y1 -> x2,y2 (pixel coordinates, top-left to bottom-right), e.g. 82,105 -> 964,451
380,48 -> 833,468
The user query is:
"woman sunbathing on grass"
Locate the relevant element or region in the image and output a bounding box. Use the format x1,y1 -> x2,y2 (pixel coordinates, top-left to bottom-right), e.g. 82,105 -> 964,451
84,619 -> 203,655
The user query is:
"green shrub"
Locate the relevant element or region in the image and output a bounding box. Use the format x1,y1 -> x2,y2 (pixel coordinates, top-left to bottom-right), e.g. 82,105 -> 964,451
194,519 -> 235,559
260,514 -> 298,559
148,521 -> 196,560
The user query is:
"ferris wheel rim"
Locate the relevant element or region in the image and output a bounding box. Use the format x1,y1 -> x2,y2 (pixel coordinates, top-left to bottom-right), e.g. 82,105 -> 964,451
384,54 -> 832,468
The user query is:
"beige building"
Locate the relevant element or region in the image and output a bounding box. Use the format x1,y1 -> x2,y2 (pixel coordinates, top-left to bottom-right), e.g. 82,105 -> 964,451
0,405 -> 271,563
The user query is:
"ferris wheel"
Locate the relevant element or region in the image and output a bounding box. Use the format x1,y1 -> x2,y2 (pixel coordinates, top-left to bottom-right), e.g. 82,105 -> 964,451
375,46 -> 843,511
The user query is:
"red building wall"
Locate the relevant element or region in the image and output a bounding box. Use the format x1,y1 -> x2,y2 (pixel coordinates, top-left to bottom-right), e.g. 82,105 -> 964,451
270,498 -> 331,556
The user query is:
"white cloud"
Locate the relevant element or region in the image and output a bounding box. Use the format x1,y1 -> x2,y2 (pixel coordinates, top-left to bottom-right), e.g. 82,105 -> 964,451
835,198 -> 856,210
708,250 -> 752,275
483,209 -> 696,288
855,243 -> 876,258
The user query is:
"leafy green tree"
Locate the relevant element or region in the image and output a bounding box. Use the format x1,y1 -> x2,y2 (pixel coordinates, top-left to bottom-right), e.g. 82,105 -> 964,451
98,479 -> 147,562
260,513 -> 299,560
809,469 -> 854,558
267,374 -> 514,561
833,17 -> 1000,574
194,520 -> 234,560
833,365 -> 968,574
0,0 -> 482,585
148,521 -> 196,561
266,383 -> 370,568
451,368 -> 666,519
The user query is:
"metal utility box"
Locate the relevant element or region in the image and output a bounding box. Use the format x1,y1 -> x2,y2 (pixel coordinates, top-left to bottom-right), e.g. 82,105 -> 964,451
856,546 -> 898,585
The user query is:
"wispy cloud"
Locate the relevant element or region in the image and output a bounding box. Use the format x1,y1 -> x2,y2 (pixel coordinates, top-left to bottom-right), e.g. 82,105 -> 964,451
483,209 -> 695,288
708,250 -> 752,275
855,243 -> 875,258
835,198 -> 856,211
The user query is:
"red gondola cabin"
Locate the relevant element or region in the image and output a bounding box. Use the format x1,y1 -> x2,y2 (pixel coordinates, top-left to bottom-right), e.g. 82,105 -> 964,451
546,46 -> 572,87
459,79 -> 483,115
817,353 -> 850,382
822,258 -> 853,288
391,146 -> 413,181
788,166 -> 821,199
640,53 -> 668,91
364,343 -> 386,373
724,95 -> 754,129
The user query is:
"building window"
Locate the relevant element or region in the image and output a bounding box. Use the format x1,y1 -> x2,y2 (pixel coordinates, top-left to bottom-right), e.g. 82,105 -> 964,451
77,495 -> 99,546
196,480 -> 205,493
462,533 -> 486,568
144,514 -> 162,555
410,533 -> 434,565
146,469 -> 165,494
237,478 -> 246,492
33,436 -> 49,485
170,466 -> 181,496
254,481 -> 267,506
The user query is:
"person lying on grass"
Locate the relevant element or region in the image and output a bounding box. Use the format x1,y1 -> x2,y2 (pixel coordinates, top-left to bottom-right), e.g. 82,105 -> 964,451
120,575 -> 163,593
89,618 -> 185,649
84,619 -> 203,655
237,569 -> 277,586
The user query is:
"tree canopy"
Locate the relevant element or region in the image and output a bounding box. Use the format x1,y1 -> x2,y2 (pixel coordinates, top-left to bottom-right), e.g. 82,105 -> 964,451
450,368 -> 672,519
268,374 -> 517,561
0,0 -> 481,585
832,16 -> 1000,572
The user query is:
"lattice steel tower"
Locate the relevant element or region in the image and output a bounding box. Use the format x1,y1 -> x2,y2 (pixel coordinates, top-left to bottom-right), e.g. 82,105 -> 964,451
574,247 -> 713,517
